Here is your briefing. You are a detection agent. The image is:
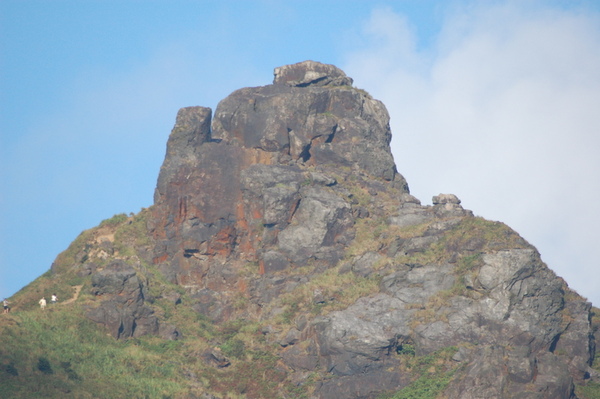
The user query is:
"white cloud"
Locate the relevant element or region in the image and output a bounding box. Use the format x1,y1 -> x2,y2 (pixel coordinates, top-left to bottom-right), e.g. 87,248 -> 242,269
344,2 -> 600,304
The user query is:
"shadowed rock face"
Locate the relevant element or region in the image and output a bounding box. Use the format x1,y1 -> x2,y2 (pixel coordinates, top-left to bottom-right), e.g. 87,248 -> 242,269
86,260 -> 159,339
82,61 -> 594,399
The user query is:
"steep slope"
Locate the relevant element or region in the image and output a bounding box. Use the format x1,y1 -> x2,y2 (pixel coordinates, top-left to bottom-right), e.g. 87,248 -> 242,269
1,61 -> 597,399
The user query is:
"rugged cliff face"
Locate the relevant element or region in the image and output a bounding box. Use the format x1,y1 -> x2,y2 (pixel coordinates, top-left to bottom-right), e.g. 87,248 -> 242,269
41,61 -> 596,398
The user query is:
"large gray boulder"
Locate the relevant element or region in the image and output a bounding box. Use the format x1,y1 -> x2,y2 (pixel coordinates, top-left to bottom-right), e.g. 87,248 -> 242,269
211,66 -> 402,182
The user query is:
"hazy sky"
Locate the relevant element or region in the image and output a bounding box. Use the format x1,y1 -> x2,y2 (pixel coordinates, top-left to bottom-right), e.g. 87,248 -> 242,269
2,1 -> 599,305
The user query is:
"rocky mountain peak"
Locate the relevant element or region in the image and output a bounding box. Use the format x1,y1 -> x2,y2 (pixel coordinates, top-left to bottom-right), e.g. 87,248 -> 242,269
25,61 -> 596,398
273,60 -> 354,87
150,60 -> 409,283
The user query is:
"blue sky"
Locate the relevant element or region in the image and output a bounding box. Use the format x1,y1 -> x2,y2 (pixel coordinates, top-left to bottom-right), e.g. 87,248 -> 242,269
2,0 -> 600,305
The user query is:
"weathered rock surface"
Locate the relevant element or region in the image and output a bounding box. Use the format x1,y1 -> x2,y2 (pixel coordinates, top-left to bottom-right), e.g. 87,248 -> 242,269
86,260 -> 159,339
76,61 -> 594,398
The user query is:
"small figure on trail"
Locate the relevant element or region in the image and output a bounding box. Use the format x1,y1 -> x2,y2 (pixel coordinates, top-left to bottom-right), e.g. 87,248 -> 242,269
3,299 -> 10,314
39,297 -> 46,310
51,294 -> 58,304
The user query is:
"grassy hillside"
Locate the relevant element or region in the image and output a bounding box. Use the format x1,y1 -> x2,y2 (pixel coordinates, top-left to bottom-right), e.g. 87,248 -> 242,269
0,209 -> 304,398
0,303 -> 467,399
0,306 -> 187,398
0,282 -> 298,398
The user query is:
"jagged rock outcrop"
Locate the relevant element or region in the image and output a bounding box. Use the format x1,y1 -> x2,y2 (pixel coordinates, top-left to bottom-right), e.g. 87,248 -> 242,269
79,61 -> 594,398
149,61 -> 407,291
86,260 -> 159,339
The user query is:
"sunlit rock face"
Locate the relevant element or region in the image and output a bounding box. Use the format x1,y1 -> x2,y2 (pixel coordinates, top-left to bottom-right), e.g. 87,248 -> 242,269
150,60 -> 407,293
80,61 -> 593,398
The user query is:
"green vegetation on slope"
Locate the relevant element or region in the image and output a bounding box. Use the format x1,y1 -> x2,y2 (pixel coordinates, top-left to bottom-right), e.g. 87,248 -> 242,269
2,178 -> 595,398
0,209 -> 313,398
575,306 -> 600,399
0,287 -> 309,398
378,346 -> 460,399
0,308 -> 187,398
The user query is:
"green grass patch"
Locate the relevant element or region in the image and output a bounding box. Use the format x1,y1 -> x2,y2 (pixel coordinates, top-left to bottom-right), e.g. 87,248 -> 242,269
51,229 -> 95,273
439,217 -> 528,254
379,346 -> 459,399
99,213 -> 129,228
0,307 -> 189,398
8,271 -> 84,312
576,382 -> 600,399
114,208 -> 153,256
271,265 -> 380,326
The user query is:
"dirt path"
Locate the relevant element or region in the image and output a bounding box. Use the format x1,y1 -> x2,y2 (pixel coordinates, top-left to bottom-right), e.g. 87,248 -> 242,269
61,285 -> 83,305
